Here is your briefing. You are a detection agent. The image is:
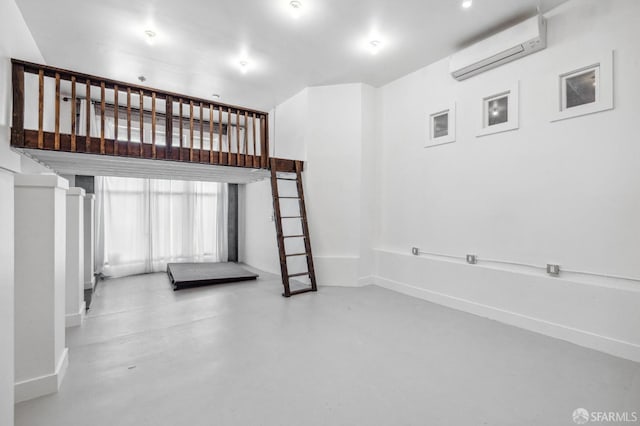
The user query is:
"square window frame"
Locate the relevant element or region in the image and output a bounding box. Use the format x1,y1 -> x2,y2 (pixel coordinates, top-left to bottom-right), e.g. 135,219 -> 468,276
477,82 -> 519,137
551,50 -> 613,122
426,102 -> 456,147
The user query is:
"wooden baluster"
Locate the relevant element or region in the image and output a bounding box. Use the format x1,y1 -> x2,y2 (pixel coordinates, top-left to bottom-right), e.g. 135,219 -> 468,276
179,99 -> 183,161
11,62 -> 25,147
227,108 -> 232,165
236,110 -> 240,165
209,105 -> 214,164
113,85 -> 119,155
100,82 -> 105,154
165,96 -> 173,157
37,69 -> 44,148
189,101 -> 194,162
218,107 -> 224,165
260,114 -> 267,168
127,89 -> 132,152
152,92 -> 157,158
252,113 -> 257,168
85,79 -> 91,151
264,113 -> 269,168
199,102 -> 204,161
54,73 -> 60,150
244,111 -> 249,166
139,90 -> 144,157
70,76 -> 76,151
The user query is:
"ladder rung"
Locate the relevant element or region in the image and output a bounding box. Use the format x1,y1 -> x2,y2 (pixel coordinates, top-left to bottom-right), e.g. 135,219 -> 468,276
278,196 -> 300,199
286,252 -> 308,257
288,272 -> 309,278
285,287 -> 316,297
281,216 -> 302,219
283,235 -> 305,239
277,177 -> 298,181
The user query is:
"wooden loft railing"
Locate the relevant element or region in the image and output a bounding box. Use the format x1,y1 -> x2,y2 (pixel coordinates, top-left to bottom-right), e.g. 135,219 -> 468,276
10,59 -> 271,169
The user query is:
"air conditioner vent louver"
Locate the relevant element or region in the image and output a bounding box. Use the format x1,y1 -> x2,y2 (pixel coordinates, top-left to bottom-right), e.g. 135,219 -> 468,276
450,15 -> 547,81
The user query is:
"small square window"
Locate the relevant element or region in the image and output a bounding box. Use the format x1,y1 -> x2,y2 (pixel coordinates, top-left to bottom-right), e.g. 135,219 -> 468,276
561,66 -> 599,111
477,82 -> 519,137
433,113 -> 449,138
551,51 -> 613,123
487,95 -> 509,126
426,103 -> 456,147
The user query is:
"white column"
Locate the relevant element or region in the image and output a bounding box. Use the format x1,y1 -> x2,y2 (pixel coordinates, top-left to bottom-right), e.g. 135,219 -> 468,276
84,194 -> 95,291
66,187 -> 85,327
14,174 -> 69,403
0,158 -> 19,426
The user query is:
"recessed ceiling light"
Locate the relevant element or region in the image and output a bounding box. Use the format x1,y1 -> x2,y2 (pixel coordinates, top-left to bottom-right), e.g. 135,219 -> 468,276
138,75 -> 146,83
368,40 -> 383,55
144,29 -> 156,45
289,1 -> 303,19
239,60 -> 249,74
462,0 -> 473,9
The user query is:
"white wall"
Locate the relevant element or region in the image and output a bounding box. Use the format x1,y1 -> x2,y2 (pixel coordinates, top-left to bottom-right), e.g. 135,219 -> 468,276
243,83 -> 375,286
373,0 -> 640,361
0,0 -> 45,422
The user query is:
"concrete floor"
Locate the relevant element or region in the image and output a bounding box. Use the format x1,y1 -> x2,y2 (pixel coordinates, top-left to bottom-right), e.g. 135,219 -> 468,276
15,268 -> 640,426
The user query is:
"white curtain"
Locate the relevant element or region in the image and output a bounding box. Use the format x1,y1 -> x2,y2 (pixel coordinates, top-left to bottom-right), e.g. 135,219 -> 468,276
77,100 -> 100,137
95,176 -> 228,278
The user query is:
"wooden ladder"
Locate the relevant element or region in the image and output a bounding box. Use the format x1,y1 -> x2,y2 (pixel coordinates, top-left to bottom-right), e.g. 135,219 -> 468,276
270,159 -> 318,297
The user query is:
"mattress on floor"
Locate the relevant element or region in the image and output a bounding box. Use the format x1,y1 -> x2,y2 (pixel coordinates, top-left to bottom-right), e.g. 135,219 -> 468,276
167,262 -> 258,290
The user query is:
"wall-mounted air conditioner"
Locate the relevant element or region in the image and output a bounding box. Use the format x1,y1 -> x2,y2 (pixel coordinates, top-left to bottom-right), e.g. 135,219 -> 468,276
450,15 -> 547,81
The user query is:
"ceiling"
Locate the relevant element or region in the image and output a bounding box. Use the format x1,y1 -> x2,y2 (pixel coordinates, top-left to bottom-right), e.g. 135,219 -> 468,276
16,0 -> 569,112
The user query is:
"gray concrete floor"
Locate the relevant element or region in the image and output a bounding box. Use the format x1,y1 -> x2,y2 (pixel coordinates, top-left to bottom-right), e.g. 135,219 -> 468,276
15,269 -> 640,426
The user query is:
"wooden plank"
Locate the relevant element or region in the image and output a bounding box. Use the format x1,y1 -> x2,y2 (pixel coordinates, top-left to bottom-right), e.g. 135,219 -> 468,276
218,107 -> 225,165
70,76 -> 76,151
38,69 -> 44,148
165,96 -> 173,154
209,104 -> 214,164
152,92 -> 157,158
127,88 -> 132,145
139,90 -> 144,156
179,99 -> 183,161
295,159 -> 317,292
113,85 -> 119,154
227,108 -> 233,165
54,72 -> 60,150
189,101 -> 194,161
269,158 -> 291,297
100,82 -> 106,154
252,113 -> 258,168
85,79 -> 91,151
235,109 -> 240,165
244,111 -> 249,166
11,63 -> 25,147
260,115 -> 267,168
199,102 -> 204,156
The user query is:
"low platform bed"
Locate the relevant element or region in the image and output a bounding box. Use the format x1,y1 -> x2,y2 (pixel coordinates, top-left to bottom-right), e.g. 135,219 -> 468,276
167,262 -> 259,290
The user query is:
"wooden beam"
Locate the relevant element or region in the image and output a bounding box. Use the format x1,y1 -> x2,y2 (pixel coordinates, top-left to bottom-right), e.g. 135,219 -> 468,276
11,62 -> 25,147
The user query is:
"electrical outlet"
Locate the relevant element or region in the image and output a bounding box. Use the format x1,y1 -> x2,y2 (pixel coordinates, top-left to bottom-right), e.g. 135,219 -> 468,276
546,264 -> 560,276
466,254 -> 477,264
412,247 -> 420,256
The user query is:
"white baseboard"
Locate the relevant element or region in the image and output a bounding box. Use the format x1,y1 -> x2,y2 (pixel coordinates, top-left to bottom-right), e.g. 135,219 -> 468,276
65,301 -> 86,327
15,348 -> 69,403
374,276 -> 640,363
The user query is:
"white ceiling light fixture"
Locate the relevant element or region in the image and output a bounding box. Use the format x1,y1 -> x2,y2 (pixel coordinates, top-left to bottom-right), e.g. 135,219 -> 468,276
212,94 -> 221,100
144,29 -> 157,45
462,0 -> 473,9
368,40 -> 383,55
289,1 -> 303,19
239,60 -> 249,74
